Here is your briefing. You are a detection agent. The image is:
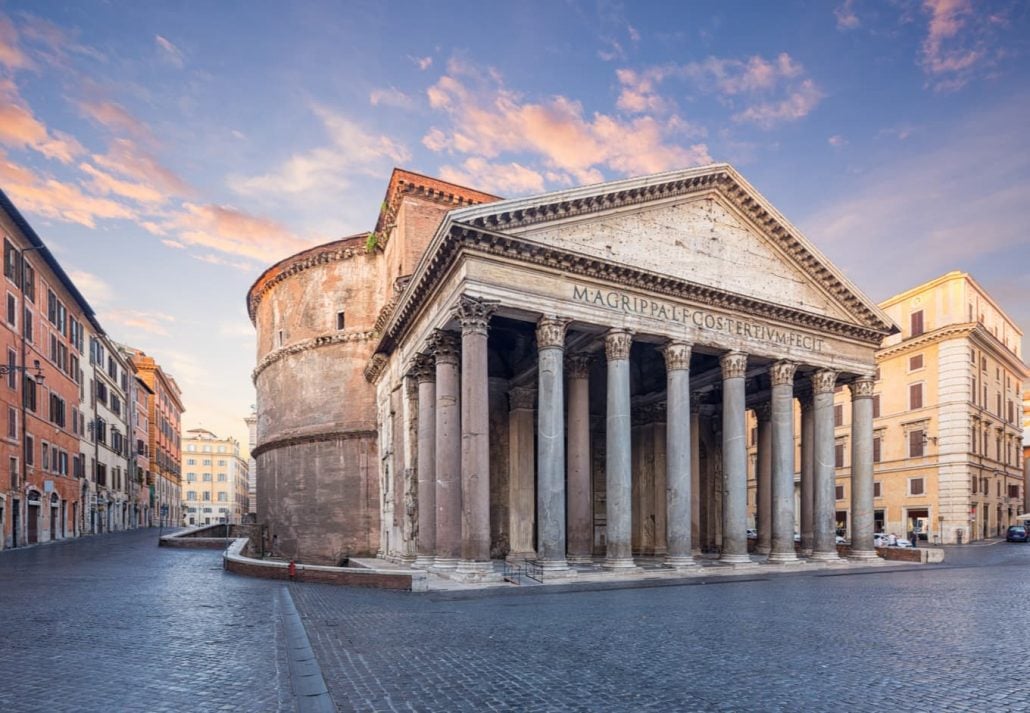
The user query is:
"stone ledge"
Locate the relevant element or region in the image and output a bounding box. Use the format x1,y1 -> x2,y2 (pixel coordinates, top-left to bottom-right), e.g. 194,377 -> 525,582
159,524 -> 232,549
223,538 -> 428,592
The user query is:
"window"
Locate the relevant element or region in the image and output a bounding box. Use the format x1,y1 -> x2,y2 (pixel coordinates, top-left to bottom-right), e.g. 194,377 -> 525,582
909,430 -> 925,458
1009,485 -> 1020,499
336,311 -> 345,330
203,472 -> 212,482
47,289 -> 56,325
834,442 -> 845,468
7,406 -> 16,439
6,349 -> 14,389
908,354 -> 924,371
3,239 -> 18,282
202,492 -> 210,501
186,472 -> 196,482
25,434 -> 33,466
58,451 -> 67,476
217,472 -> 226,482
277,330 -> 284,347
48,394 -> 65,428
218,459 -> 226,466
23,307 -> 32,342
217,492 -> 227,502
6,293 -> 15,326
750,426 -> 757,446
187,491 -> 196,501
23,376 -> 36,412
910,310 -> 924,337
872,394 -> 880,419
834,404 -> 843,427
909,383 -> 923,410
909,478 -> 924,496
186,458 -> 196,465
872,436 -> 881,463
202,458 -> 211,465
22,261 -> 34,302
42,442 -> 49,471
835,485 -> 845,500
873,481 -> 881,498
96,381 -> 108,406
9,456 -> 17,488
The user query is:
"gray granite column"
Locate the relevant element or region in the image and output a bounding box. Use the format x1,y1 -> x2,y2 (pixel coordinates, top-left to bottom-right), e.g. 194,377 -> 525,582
430,330 -> 461,570
604,329 -> 638,571
663,342 -> 697,569
566,352 -> 593,564
690,393 -> 702,556
811,369 -> 839,561
769,361 -> 799,563
507,387 -> 536,561
720,351 -> 751,564
798,390 -> 814,556
535,317 -> 573,574
754,403 -> 772,555
455,296 -> 496,579
652,404 -> 668,557
411,354 -> 436,568
849,376 -> 877,560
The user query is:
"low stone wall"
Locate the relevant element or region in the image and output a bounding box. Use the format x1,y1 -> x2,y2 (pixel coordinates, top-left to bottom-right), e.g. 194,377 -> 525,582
159,524 -> 232,549
223,538 -> 428,592
875,546 -> 944,563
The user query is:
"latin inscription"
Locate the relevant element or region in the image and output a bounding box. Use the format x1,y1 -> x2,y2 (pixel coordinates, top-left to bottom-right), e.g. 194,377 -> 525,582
572,284 -> 826,352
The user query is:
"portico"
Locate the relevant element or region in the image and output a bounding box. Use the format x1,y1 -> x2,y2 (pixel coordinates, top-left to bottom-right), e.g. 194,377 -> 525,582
369,164 -> 897,580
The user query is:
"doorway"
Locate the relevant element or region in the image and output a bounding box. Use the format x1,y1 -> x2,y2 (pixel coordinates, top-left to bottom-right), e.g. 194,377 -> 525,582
28,503 -> 39,544
12,499 -> 19,547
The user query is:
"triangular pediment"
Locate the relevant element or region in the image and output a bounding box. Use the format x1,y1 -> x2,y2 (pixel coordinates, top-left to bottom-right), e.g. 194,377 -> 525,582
448,164 -> 895,335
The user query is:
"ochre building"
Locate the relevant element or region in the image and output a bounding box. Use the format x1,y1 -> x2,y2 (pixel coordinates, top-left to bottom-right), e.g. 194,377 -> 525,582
250,165 -> 899,575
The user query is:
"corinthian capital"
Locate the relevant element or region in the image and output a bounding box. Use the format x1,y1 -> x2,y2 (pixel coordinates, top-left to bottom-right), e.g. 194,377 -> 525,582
848,376 -> 875,399
811,369 -> 838,395
536,316 -> 571,350
720,351 -> 747,380
770,360 -> 797,387
565,352 -> 593,379
604,329 -> 633,361
453,295 -> 496,336
427,329 -> 460,365
661,341 -> 692,372
408,352 -> 436,383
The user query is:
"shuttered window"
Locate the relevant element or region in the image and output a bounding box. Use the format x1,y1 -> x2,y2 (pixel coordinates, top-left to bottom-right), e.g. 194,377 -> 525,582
910,310 -> 924,336
909,430 -> 924,458
909,383 -> 923,410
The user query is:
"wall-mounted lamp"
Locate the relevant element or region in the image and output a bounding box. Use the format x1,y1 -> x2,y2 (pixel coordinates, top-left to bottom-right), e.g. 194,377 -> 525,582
0,358 -> 45,385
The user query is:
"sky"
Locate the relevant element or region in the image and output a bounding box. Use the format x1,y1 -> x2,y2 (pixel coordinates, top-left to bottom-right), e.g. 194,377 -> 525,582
0,0 -> 1028,450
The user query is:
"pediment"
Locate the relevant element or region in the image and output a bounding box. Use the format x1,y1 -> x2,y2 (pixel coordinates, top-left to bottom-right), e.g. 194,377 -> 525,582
449,164 -> 895,335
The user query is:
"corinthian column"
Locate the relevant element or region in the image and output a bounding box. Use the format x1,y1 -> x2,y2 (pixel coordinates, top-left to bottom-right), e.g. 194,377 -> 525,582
663,341 -> 697,570
720,351 -> 751,564
603,328 -> 638,571
535,316 -> 573,574
454,296 -> 496,580
810,369 -> 839,561
849,376 -> 877,560
798,390 -> 815,556
410,353 -> 436,569
507,386 -> 536,561
768,361 -> 799,563
566,352 -> 593,564
754,403 -> 772,555
429,330 -> 461,570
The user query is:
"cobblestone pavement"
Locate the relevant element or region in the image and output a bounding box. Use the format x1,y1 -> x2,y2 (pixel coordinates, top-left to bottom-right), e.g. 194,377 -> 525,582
0,528 -> 290,713
292,542 -> 1030,712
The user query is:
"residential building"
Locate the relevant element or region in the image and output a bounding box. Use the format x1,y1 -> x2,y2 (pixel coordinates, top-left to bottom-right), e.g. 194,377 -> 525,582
87,334 -> 131,533
126,364 -> 153,526
244,409 -> 257,516
831,272 -> 1026,544
181,428 -> 249,525
128,350 -> 184,527
1,190 -> 96,549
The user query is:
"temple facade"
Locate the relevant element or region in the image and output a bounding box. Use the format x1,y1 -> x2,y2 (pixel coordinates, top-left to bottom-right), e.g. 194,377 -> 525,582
250,164 -> 898,576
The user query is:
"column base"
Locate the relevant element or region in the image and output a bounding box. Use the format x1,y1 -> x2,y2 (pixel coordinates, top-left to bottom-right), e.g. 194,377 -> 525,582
506,550 -> 536,563
800,548 -> 813,557
766,551 -> 802,564
664,555 -> 701,571
602,557 -> 642,572
430,557 -> 459,572
809,550 -> 840,562
454,560 -> 501,583
536,560 -> 578,580
412,554 -> 435,569
755,544 -> 771,555
566,554 -> 594,565
847,549 -> 880,561
718,553 -> 755,567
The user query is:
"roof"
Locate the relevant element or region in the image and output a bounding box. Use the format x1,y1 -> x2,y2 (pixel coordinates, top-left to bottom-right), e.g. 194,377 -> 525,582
0,187 -> 104,333
372,168 -> 501,237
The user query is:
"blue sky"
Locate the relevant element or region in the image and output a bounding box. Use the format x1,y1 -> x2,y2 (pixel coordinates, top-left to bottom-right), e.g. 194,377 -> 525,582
0,0 -> 1028,447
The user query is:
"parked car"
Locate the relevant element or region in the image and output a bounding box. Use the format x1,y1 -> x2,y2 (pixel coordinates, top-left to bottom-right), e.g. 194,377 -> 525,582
746,528 -> 757,539
1006,526 -> 1029,543
893,538 -> 913,548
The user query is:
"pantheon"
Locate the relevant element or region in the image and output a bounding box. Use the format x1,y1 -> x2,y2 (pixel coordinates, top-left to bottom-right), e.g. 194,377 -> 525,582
248,163 -> 897,579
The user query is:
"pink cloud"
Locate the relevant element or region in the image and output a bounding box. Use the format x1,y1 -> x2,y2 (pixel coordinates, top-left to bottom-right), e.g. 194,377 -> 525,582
93,138 -> 195,197
167,202 -> 313,262
424,60 -> 711,184
77,99 -> 154,141
835,0 -> 860,30
919,0 -> 1000,90
732,79 -> 824,128
439,158 -> 545,195
369,87 -> 415,110
0,78 -> 83,162
104,308 -> 176,336
155,35 -> 184,68
0,14 -> 32,70
80,162 -> 166,205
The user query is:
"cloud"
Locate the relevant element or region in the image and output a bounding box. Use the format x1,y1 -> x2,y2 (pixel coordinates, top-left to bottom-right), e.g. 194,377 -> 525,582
0,78 -> 84,162
77,99 -> 153,141
919,0 -> 1004,91
105,308 -> 176,336
191,252 -> 257,272
828,134 -> 848,147
165,202 -> 313,262
615,53 -> 821,128
66,269 -> 114,306
0,14 -> 33,70
411,55 -> 432,70
439,158 -> 544,195
423,59 -> 711,185
598,37 -> 625,62
92,138 -> 195,197
231,105 -> 409,199
369,87 -> 415,110
835,0 -> 860,30
155,35 -> 184,68
80,162 -> 166,204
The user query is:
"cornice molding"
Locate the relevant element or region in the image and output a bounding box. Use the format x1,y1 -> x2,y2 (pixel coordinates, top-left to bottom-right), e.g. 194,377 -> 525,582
247,242 -> 363,323
877,322 -> 1028,377
252,429 -> 377,458
252,330 -> 376,383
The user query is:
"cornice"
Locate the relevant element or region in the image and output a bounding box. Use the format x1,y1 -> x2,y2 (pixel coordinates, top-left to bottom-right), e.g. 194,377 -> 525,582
247,239 -> 366,324
373,169 -> 501,243
252,429 -> 378,458
878,322 -> 1027,377
252,330 -> 376,383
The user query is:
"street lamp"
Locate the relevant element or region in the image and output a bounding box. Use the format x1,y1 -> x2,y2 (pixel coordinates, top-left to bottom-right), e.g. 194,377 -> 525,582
0,358 -> 45,384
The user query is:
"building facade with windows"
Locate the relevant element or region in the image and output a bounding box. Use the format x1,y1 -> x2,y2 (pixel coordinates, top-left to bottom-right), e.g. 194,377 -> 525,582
128,350 -> 183,527
244,409 -> 257,516
181,428 -> 249,525
1,190 -> 97,549
87,334 -> 131,533
829,273 -> 1026,544
127,365 -> 153,527
251,165 -> 900,575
